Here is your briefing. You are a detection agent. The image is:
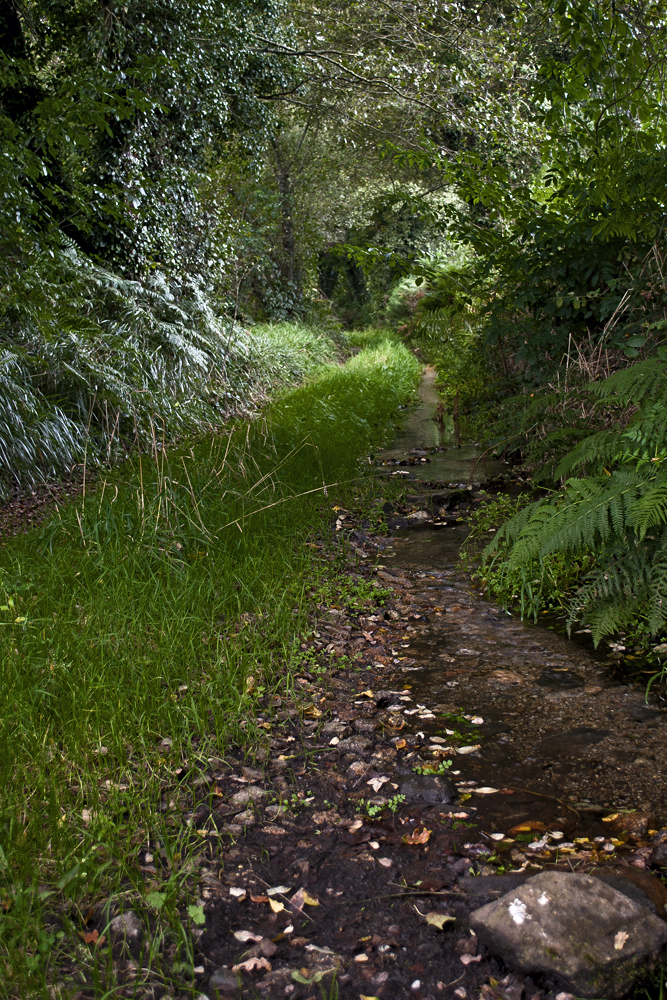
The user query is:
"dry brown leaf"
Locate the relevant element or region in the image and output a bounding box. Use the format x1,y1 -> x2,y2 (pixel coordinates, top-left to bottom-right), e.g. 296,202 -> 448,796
79,929 -> 106,946
250,893 -> 268,903
290,888 -> 305,912
402,828 -> 432,845
232,956 -> 272,973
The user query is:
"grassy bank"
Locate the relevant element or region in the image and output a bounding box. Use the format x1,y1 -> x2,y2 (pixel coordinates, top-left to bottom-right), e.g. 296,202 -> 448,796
0,328 -> 419,995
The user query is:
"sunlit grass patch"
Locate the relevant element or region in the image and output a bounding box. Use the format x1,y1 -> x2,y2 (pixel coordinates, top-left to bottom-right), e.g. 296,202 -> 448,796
0,333 -> 419,995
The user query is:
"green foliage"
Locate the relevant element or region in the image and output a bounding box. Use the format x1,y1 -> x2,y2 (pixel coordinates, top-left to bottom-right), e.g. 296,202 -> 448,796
0,336 -> 418,990
477,358 -> 667,642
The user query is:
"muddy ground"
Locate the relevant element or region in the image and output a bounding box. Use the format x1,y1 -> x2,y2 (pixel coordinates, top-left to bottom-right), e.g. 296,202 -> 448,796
5,370 -> 667,1000
76,481 -> 667,1000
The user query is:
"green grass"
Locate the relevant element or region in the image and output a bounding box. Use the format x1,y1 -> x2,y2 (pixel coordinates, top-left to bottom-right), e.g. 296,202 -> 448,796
0,332 -> 420,996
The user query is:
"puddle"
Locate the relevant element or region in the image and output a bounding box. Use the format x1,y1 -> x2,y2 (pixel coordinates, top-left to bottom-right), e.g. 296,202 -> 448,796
373,370 -> 667,848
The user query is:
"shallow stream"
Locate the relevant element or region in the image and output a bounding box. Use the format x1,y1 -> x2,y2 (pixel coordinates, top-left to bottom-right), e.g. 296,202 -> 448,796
373,369 -> 667,847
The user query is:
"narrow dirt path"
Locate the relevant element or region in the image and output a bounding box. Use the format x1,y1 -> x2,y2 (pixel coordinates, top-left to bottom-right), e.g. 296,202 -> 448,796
83,371 -> 667,1000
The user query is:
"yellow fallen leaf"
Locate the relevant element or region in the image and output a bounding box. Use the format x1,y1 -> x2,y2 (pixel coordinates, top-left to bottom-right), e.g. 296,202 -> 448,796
304,705 -> 322,719
303,891 -> 320,906
425,912 -> 456,930
269,898 -> 285,913
602,813 -> 620,822
360,690 -> 374,698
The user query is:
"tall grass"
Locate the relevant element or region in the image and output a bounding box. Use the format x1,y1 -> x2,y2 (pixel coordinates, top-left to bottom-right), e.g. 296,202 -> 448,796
0,334 -> 420,996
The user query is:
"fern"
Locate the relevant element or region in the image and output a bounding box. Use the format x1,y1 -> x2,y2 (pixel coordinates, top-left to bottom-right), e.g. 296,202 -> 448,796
479,355 -> 667,642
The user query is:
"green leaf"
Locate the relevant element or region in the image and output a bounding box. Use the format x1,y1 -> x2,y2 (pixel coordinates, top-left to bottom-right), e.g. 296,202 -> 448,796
187,903 -> 206,925
145,891 -> 167,910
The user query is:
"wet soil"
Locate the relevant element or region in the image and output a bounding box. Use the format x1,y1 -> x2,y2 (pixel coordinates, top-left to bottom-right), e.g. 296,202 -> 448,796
168,370 -> 667,1000
30,369 -> 667,999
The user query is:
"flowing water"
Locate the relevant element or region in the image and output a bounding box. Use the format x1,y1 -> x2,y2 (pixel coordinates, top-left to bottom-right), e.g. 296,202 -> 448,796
373,370 -> 667,847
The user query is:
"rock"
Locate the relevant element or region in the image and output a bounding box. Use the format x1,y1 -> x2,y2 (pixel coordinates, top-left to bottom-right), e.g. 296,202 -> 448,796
398,773 -> 455,804
348,761 -> 371,778
607,811 -> 654,839
229,786 -> 269,807
650,829 -> 667,867
489,670 -> 525,685
233,809 -> 257,825
353,719 -> 378,734
109,910 -> 143,944
322,722 -> 352,738
373,690 -> 404,707
241,766 -> 264,780
337,736 -> 372,753
537,668 -> 584,688
469,871 -> 667,998
209,967 -> 239,992
461,871 -> 667,917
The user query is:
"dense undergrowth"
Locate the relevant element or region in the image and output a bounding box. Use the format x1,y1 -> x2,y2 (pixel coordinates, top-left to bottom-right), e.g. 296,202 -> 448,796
0,329 -> 419,995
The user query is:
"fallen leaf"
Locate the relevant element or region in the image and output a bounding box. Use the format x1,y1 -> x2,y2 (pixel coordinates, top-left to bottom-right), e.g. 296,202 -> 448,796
509,821 -> 547,836
490,833 -> 505,841
304,705 -> 322,719
460,954 -> 482,965
79,929 -> 106,946
395,739 -> 407,749
367,775 -> 390,793
470,717 -> 484,724
232,956 -> 272,973
403,828 -> 432,845
602,813 -> 620,823
360,689 -> 374,698
354,953 -> 369,962
234,930 -> 264,943
473,787 -> 499,795
267,885 -> 292,896
303,891 -> 320,906
289,888 -> 307,913
425,912 -> 456,930
229,887 -> 247,900
360,995 -> 381,1000
378,857 -> 392,867
269,898 -> 285,913
292,968 -> 335,984
457,745 -> 481,754
250,893 -> 268,903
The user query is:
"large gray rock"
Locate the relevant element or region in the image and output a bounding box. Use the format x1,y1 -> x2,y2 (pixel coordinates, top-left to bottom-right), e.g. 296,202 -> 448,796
469,871 -> 667,999
398,773 -> 455,804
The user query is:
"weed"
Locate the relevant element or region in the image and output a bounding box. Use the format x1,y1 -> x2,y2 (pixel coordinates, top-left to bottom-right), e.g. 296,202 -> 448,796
413,761 -> 453,775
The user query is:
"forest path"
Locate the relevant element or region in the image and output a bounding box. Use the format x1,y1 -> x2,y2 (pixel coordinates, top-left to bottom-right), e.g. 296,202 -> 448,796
171,370 -> 667,1000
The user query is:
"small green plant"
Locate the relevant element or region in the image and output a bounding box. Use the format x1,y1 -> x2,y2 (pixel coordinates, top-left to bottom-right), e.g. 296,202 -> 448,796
358,793 -> 406,817
413,760 -> 453,775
